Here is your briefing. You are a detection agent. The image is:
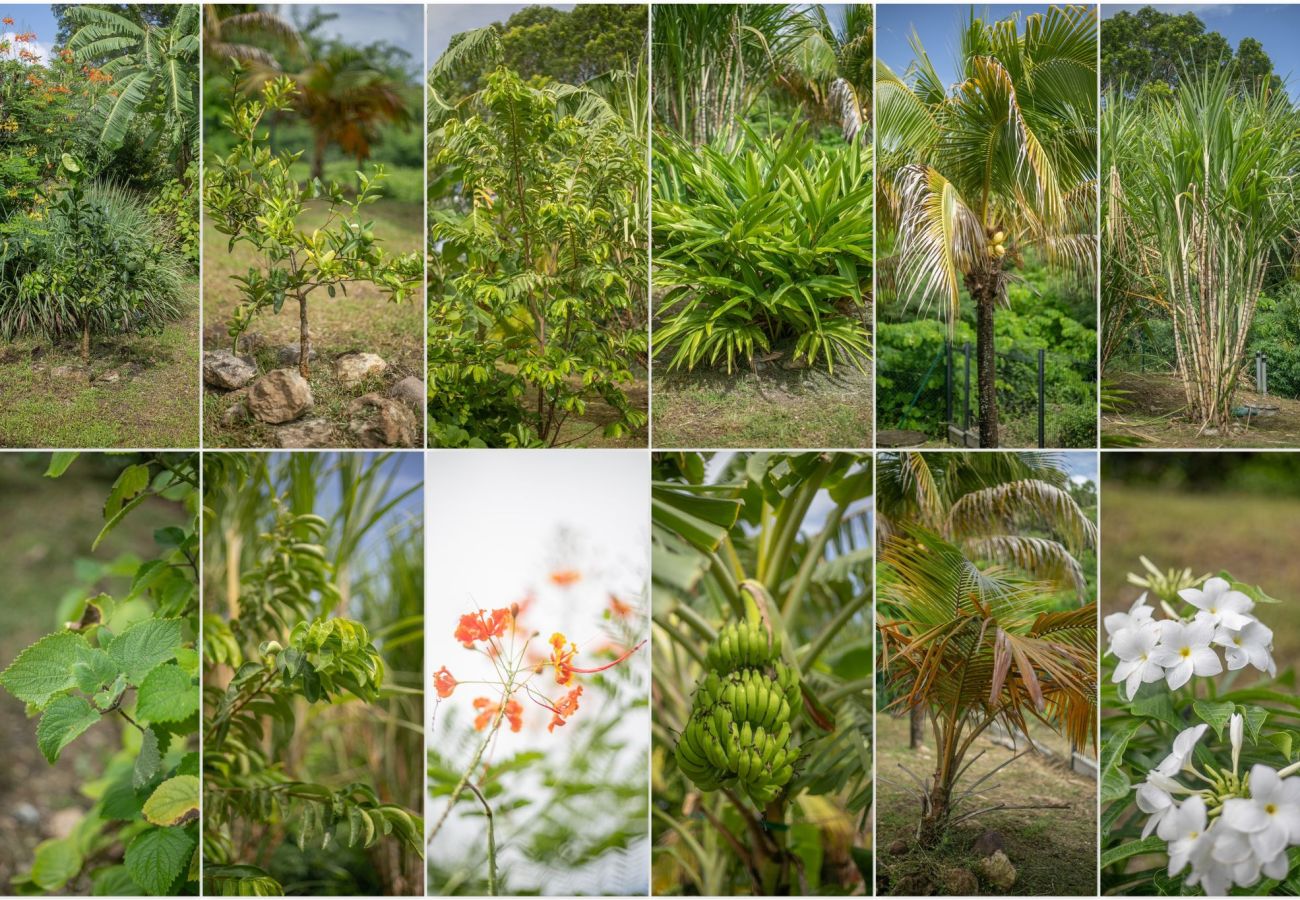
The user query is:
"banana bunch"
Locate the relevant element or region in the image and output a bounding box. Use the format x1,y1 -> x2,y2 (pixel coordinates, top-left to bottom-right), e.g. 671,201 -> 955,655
674,593 -> 801,805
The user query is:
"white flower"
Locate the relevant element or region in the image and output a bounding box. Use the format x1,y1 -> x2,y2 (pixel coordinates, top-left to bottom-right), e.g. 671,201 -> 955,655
1158,795 -> 1210,877
1155,724 -> 1208,777
1230,712 -> 1244,776
1105,593 -> 1156,648
1111,622 -> 1165,700
1180,577 -> 1255,630
1214,619 -> 1276,677
1151,619 -> 1223,690
1222,764 -> 1300,860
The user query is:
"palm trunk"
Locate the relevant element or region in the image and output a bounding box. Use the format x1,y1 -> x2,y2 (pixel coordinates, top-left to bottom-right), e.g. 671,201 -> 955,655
965,271 -> 1000,448
312,133 -> 327,182
909,707 -> 925,750
919,780 -> 951,848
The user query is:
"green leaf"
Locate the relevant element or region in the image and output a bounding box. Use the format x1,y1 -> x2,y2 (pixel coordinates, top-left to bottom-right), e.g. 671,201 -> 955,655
36,695 -> 101,763
1101,835 -> 1166,868
133,727 -> 162,790
125,826 -> 194,894
73,647 -> 119,693
92,492 -> 150,551
136,664 -> 197,723
1268,731 -> 1296,761
1100,765 -> 1131,805
142,775 -> 199,826
1193,699 -> 1235,740
1242,704 -> 1270,743
94,673 -> 127,710
103,775 -> 147,821
105,464 -> 151,520
108,618 -> 182,683
91,864 -> 140,896
0,631 -> 89,707
44,452 -> 79,478
1130,687 -> 1181,729
30,837 -> 82,891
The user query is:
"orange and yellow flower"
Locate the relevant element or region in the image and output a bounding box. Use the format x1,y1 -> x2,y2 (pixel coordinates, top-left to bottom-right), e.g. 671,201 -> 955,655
608,594 -> 634,618
549,632 -> 577,685
549,568 -> 582,587
473,696 -> 523,732
434,666 -> 457,698
547,686 -> 583,732
1,17 -> 14,26
455,607 -> 512,648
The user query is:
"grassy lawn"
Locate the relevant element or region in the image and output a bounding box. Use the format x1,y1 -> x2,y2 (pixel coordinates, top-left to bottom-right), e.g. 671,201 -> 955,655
1100,484 -> 1300,671
202,198 -> 424,448
652,359 -> 872,448
1104,370 -> 1300,447
0,292 -> 199,448
875,714 -> 1096,896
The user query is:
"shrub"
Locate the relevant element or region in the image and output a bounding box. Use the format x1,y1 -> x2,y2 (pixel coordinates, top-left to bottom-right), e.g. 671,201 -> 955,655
653,123 -> 872,374
0,159 -> 187,353
148,162 -> 199,271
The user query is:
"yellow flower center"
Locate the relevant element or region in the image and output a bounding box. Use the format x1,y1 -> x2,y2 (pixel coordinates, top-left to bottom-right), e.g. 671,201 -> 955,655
1180,647 -> 1192,658
1266,803 -> 1278,815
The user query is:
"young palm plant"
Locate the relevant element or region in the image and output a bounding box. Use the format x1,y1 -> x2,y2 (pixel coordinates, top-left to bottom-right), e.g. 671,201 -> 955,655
877,6 -> 1097,447
877,527 -> 1097,846
1103,67 -> 1300,430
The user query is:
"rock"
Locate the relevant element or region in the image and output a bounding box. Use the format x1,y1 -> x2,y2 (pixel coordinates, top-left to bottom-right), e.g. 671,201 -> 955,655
247,369 -> 313,424
972,829 -> 1005,858
888,839 -> 909,857
940,867 -> 978,895
276,343 -> 318,367
893,873 -> 933,896
12,802 -> 39,827
204,350 -> 256,390
388,375 -> 424,411
347,393 -> 416,447
51,364 -> 87,382
334,351 -> 387,388
236,332 -> 269,354
96,370 -> 121,385
976,850 -> 1016,891
272,418 -> 338,449
221,396 -> 250,427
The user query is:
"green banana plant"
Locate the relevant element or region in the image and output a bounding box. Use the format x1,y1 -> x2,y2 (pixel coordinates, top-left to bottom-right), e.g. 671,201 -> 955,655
651,452 -> 873,896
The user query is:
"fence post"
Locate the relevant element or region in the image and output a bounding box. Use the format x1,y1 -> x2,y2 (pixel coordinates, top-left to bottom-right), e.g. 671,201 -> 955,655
945,339 -> 953,426
1256,351 -> 1263,395
1037,349 -> 1046,449
963,342 -> 972,436
1263,353 -> 1269,397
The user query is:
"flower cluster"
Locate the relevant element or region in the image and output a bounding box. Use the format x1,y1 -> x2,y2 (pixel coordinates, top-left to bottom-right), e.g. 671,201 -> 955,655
1106,578 -> 1276,699
1136,717 -> 1300,894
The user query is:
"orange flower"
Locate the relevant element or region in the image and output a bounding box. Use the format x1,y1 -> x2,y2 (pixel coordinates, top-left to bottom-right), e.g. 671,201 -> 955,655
433,666 -> 457,698
549,569 -> 582,587
548,685 -> 583,732
455,607 -> 511,648
608,594 -> 634,618
1,17 -> 12,25
550,632 -> 577,685
14,31 -> 34,43
473,696 -> 523,732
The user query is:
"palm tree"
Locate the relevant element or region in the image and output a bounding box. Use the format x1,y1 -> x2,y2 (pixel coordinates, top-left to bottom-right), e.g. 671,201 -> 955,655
877,6 -> 1097,447
878,526 -> 1096,846
777,4 -> 873,144
65,4 -> 199,176
202,5 -> 303,69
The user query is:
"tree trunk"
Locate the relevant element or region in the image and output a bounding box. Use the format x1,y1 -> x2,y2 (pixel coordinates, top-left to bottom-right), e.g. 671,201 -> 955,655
964,271 -> 1000,448
298,294 -> 310,379
312,133 -> 327,182
80,317 -> 90,365
909,707 -> 926,750
919,779 -> 951,848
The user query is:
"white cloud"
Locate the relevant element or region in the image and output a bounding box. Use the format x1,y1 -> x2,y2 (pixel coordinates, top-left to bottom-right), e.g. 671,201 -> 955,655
2,32 -> 51,65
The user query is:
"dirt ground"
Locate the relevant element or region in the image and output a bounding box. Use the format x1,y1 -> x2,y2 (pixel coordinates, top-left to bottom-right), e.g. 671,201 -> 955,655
1103,370 -> 1300,447
875,714 -> 1097,896
652,356 -> 873,449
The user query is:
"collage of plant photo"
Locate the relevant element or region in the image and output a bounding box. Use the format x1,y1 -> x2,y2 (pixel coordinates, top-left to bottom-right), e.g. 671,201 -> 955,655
5,1 -> 1300,899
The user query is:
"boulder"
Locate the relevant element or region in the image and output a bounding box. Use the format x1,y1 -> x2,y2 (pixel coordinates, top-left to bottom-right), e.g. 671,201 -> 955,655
976,851 -> 1016,891
940,867 -> 978,895
334,351 -> 387,388
221,391 -> 250,427
972,829 -> 1005,858
892,874 -> 933,896
887,839 -> 909,857
204,350 -> 256,390
50,364 -> 88,382
277,343 -> 319,367
347,393 -> 416,447
96,370 -> 122,385
388,375 -> 424,411
247,369 -> 312,424
272,418 -> 339,449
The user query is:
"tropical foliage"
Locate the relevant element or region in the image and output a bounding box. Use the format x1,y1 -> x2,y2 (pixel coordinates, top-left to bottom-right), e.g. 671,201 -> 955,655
0,452 -> 199,896
876,5 -> 1097,447
426,14 -> 648,447
651,451 -> 873,895
202,452 -> 425,896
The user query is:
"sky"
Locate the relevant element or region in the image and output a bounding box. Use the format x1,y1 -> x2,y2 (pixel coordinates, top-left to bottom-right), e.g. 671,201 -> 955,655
1061,450 -> 1098,485
274,3 -> 424,65
3,4 -> 57,64
1103,4 -> 1300,96
876,3 -> 1060,89
426,2 -> 574,64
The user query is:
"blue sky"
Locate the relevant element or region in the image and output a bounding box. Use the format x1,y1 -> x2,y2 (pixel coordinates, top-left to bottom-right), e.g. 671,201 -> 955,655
1103,4 -> 1300,97
427,3 -> 575,65
3,4 -> 58,64
1062,451 -> 1098,485
274,3 -> 424,66
877,4 -> 1062,89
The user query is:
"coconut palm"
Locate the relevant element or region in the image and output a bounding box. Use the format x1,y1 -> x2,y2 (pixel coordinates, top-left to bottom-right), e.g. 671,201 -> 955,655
1103,67 -> 1300,429
777,4 -> 873,143
65,4 -> 199,174
202,5 -> 304,69
877,6 -> 1097,447
877,526 -> 1096,846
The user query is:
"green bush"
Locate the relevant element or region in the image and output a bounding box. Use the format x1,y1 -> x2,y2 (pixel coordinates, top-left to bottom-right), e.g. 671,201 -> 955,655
1249,284 -> 1300,398
148,163 -> 199,271
652,123 -> 872,374
0,173 -> 187,344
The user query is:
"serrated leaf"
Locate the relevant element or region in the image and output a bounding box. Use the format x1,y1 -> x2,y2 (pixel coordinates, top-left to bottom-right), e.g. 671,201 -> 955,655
125,826 -> 194,894
94,673 -> 127,710
142,775 -> 199,826
36,695 -> 101,763
174,647 -> 199,677
0,631 -> 89,707
176,751 -> 200,777
108,618 -> 182,683
102,775 -> 146,821
73,647 -> 119,694
105,464 -> 150,520
134,727 -> 162,790
136,664 -> 197,723
30,837 -> 81,891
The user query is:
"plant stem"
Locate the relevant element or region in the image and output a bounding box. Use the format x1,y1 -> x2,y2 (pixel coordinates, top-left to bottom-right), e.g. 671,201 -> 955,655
465,781 -> 497,896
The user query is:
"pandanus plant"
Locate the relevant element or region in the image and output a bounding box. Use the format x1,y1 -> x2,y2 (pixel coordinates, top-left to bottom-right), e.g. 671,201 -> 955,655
652,452 -> 873,895
877,527 -> 1097,846
877,5 -> 1097,447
